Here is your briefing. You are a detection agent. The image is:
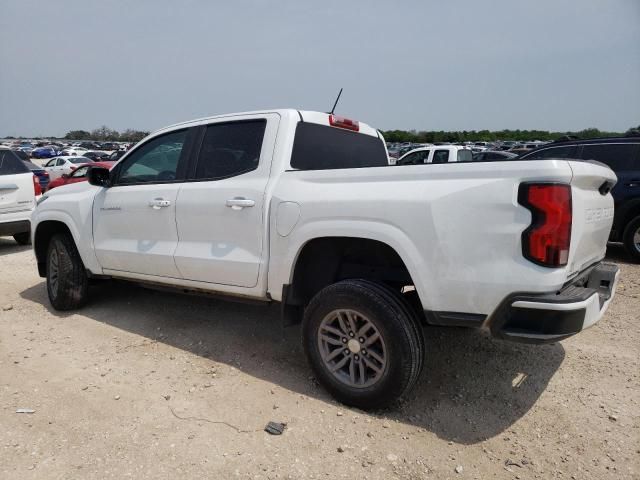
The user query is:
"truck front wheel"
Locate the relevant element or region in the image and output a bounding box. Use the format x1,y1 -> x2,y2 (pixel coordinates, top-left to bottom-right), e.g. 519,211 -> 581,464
303,279 -> 424,409
46,233 -> 89,310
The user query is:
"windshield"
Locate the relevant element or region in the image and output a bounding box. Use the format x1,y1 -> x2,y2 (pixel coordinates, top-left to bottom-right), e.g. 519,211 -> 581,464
70,157 -> 90,164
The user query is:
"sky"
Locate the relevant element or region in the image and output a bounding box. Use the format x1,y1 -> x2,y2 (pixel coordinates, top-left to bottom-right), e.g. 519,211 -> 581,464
1,0 -> 639,137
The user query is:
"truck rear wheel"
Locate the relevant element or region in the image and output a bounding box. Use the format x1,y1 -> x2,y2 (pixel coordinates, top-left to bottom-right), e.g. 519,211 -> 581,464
303,279 -> 424,409
622,215 -> 640,263
46,233 -> 89,310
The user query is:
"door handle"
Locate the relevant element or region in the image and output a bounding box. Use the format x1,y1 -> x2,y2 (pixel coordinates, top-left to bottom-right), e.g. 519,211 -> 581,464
626,181 -> 640,187
148,198 -> 171,209
0,183 -> 19,190
226,197 -> 255,210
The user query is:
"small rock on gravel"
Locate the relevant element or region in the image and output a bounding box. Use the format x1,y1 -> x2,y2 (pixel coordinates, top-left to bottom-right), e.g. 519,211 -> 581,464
455,465 -> 464,474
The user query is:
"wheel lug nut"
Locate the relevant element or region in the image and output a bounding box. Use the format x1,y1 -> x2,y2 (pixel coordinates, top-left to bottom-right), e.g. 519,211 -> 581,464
349,332 -> 354,337
354,355 -> 359,361
343,349 -> 349,355
342,338 -> 347,343
361,349 -> 367,355
359,337 -> 364,343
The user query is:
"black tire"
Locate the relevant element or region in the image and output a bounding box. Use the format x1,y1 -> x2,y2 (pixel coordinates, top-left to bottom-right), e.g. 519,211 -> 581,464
13,232 -> 31,245
46,233 -> 89,310
622,216 -> 640,263
303,279 -> 424,410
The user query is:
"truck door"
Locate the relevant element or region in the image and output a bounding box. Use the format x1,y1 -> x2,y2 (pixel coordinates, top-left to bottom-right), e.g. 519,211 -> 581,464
173,113 -> 280,288
93,128 -> 195,278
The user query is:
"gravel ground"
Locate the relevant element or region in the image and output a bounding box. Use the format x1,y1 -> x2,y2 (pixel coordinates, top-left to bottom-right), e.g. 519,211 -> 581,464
1,239 -> 638,479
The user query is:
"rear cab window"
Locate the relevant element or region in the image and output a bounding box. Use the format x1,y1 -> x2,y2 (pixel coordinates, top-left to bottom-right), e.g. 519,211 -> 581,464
290,122 -> 388,170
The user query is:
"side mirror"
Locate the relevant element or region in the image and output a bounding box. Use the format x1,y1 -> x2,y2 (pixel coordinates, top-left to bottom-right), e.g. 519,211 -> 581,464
87,166 -> 111,187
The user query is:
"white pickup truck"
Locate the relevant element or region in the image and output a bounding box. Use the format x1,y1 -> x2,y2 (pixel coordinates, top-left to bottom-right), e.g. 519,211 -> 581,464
31,109 -> 620,409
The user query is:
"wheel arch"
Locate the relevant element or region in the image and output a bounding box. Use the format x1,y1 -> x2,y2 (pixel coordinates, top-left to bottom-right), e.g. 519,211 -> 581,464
619,199 -> 640,234
280,235 -> 423,326
34,219 -> 78,277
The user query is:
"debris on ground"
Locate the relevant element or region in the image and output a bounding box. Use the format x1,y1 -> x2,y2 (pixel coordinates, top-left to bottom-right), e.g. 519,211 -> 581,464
15,408 -> 35,414
264,421 -> 286,435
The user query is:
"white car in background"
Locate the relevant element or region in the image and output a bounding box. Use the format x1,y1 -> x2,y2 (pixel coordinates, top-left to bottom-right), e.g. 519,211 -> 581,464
395,145 -> 473,165
61,147 -> 88,156
42,156 -> 92,180
0,147 -> 38,244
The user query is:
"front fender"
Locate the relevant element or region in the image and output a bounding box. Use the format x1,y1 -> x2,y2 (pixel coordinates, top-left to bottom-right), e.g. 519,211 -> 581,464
32,204 -> 102,275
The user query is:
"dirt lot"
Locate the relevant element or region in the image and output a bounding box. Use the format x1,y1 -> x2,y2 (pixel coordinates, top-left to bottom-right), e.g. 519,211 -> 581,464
0,239 -> 638,479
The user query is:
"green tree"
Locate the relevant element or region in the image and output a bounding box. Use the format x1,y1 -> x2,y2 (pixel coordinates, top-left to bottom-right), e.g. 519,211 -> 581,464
64,130 -> 91,140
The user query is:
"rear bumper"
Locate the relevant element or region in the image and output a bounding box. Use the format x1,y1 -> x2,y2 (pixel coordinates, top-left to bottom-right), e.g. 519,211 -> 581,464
488,262 -> 620,344
0,209 -> 32,236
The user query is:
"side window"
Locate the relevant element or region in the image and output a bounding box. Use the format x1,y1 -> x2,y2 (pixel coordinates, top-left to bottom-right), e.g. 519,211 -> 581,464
117,129 -> 187,184
523,146 -> 575,160
432,150 -> 449,164
397,152 -> 419,166
0,150 -> 30,175
416,150 -> 430,163
397,150 -> 428,166
457,149 -> 473,162
580,144 -> 639,171
194,120 -> 266,180
45,159 -> 56,167
71,166 -> 90,178
56,158 -> 66,166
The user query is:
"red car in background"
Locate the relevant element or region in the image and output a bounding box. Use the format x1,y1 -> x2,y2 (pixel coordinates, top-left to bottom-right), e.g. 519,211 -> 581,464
46,161 -> 115,191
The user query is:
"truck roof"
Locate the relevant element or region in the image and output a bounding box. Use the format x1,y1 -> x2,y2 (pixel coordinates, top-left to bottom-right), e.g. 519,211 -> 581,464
153,109 -> 381,138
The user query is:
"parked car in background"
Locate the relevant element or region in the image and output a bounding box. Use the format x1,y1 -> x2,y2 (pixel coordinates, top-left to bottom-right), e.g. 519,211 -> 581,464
23,160 -> 50,190
509,146 -> 533,155
60,147 -> 88,156
0,147 -> 39,244
107,150 -> 125,161
42,156 -> 93,180
396,145 -> 473,165
31,146 -> 59,159
520,136 -> 640,261
82,150 -> 111,161
46,161 -> 114,191
473,150 -> 518,161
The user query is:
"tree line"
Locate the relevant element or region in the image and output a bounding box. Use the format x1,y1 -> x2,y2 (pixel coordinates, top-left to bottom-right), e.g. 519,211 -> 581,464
63,126 -> 150,142
6,124 -> 638,144
381,126 -> 639,143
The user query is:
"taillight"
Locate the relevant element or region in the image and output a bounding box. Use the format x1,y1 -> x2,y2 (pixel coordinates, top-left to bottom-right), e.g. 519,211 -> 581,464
33,174 -> 42,196
518,183 -> 572,267
329,114 -> 359,132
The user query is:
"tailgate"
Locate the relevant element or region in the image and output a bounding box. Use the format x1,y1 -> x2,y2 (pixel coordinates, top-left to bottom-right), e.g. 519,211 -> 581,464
567,160 -> 617,276
0,172 -> 34,214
